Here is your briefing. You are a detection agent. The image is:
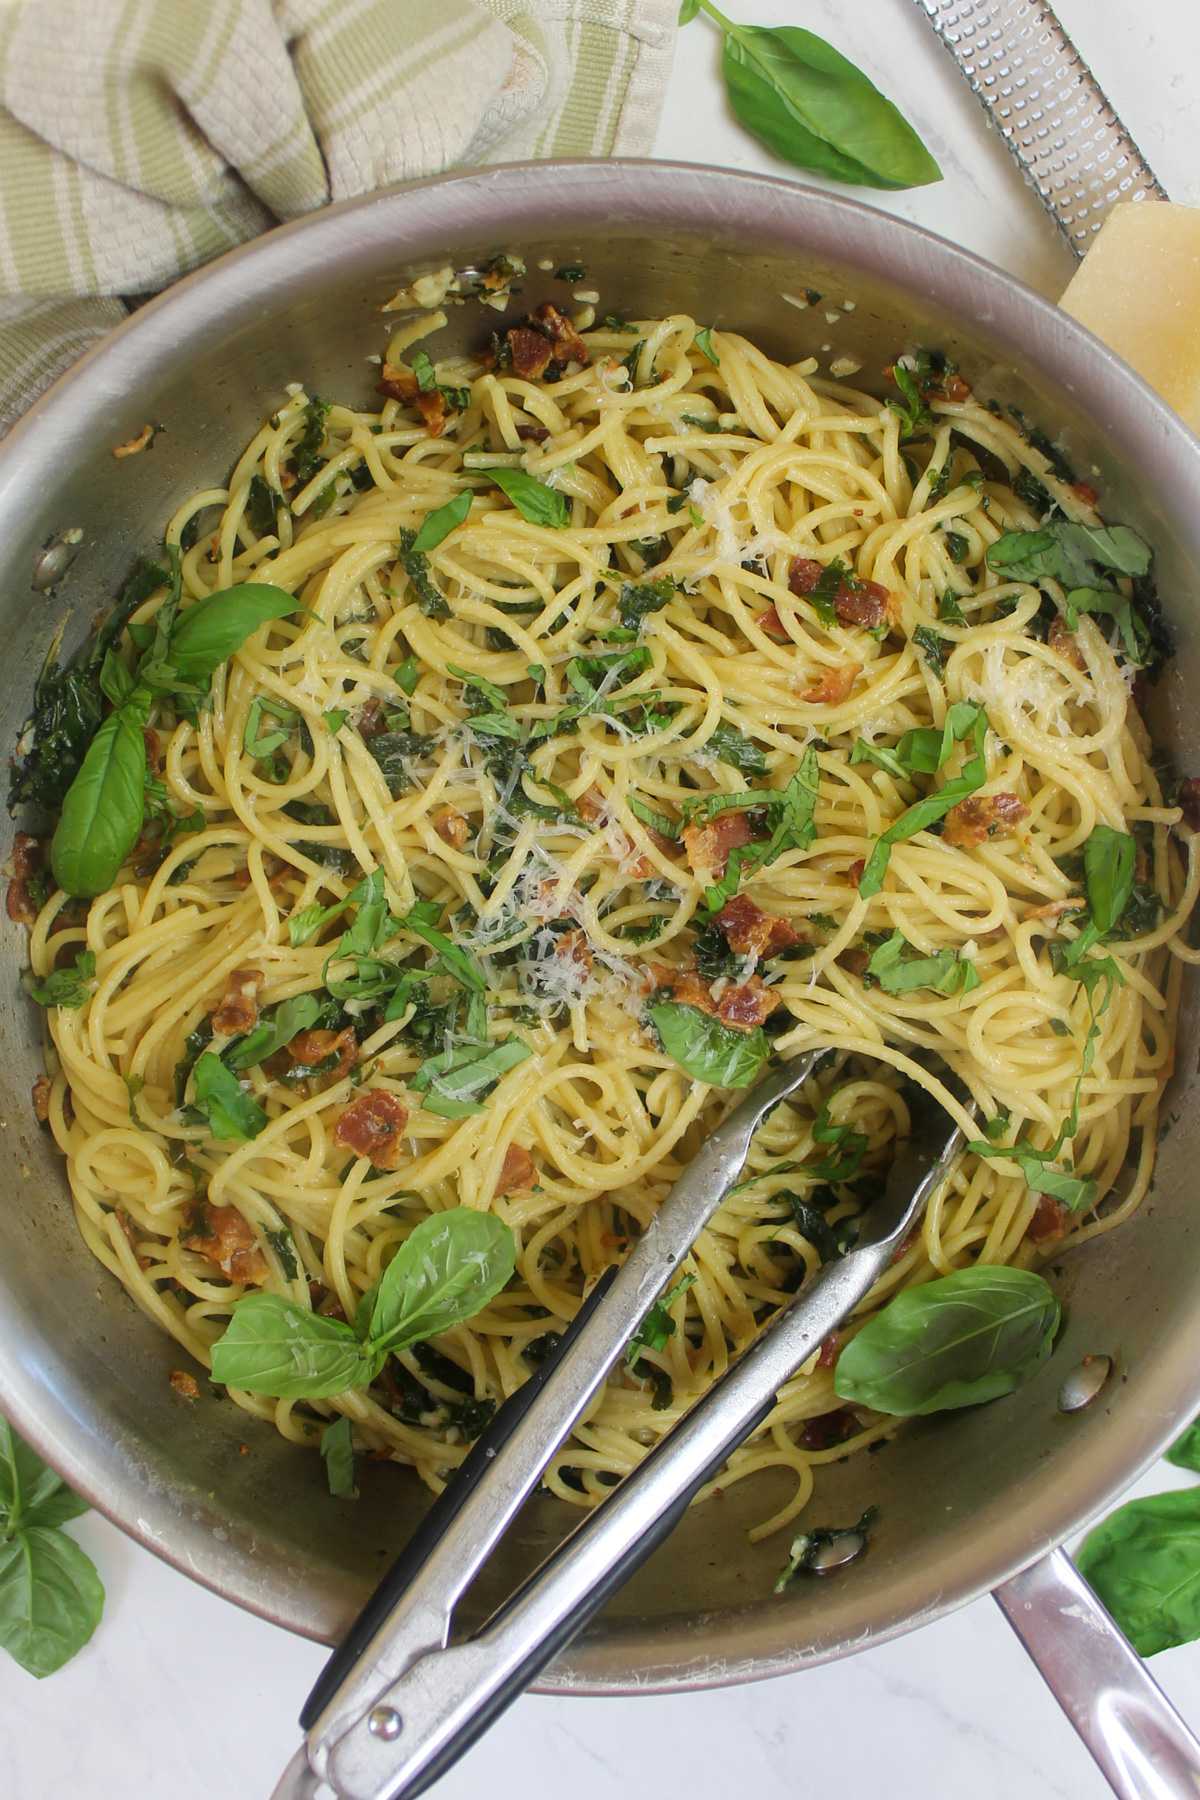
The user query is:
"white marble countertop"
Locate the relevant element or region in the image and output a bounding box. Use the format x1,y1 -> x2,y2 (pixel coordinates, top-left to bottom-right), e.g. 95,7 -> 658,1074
5,3 -> 1200,1796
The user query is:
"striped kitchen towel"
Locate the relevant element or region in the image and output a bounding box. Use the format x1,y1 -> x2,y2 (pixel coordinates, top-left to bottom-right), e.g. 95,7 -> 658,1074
0,0 -> 677,433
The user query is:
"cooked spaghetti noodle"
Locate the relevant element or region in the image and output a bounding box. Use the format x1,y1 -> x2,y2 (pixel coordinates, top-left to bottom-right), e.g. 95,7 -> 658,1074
17,308 -> 1199,1539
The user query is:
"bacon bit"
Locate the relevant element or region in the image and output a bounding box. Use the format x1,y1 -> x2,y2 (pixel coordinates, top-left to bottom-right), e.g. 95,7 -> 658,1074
817,1331 -> 839,1370
414,390 -> 448,437
183,1200 -> 268,1285
754,604 -> 790,640
507,327 -> 553,380
536,878 -> 578,921
800,1408 -> 859,1451
681,809 -> 757,878
714,894 -> 800,958
333,1090 -> 409,1168
942,792 -> 1029,850
530,302 -> 590,367
646,962 -> 719,1016
577,787 -> 606,824
211,968 -> 265,1037
169,1370 -> 200,1400
556,928 -> 594,974
788,556 -> 889,629
944,374 -> 972,402
432,806 -> 470,850
1025,897 -> 1076,925
1026,1193 -> 1068,1244
6,878 -> 37,925
716,975 -> 781,1030
234,857 -> 292,891
798,662 -> 862,706
516,422 -> 550,443
1047,616 -> 1086,670
12,832 -> 41,879
837,947 -> 869,977
31,1073 -> 52,1123
289,1027 -> 357,1081
7,831 -> 45,924
1071,480 -> 1099,507
113,423 -> 154,458
377,361 -> 420,403
1179,778 -> 1200,832
889,1221 -> 922,1265
847,858 -> 865,888
495,1142 -> 537,1196
142,727 -> 162,774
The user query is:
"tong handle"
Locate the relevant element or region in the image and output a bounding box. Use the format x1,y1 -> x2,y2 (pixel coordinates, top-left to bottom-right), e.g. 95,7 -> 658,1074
323,1118 -> 963,1800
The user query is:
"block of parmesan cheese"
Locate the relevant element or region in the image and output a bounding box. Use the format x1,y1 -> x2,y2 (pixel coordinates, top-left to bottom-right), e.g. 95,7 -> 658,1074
1059,201 -> 1200,436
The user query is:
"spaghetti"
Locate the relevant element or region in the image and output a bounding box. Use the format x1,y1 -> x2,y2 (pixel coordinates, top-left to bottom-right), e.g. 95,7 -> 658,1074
16,309 -> 1198,1540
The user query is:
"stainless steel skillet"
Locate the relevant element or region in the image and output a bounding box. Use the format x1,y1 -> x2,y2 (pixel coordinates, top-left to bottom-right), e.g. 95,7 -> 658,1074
1,158 -> 1200,1749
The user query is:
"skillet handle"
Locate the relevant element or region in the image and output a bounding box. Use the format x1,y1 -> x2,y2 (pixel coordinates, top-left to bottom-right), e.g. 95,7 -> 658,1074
994,1546 -> 1200,1799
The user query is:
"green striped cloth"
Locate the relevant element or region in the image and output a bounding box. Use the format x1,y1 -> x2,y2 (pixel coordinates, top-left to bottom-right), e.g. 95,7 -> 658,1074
0,0 -> 677,433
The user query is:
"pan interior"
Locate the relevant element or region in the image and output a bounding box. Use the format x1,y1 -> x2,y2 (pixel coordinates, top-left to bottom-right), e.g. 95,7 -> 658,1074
1,162 -> 1198,1692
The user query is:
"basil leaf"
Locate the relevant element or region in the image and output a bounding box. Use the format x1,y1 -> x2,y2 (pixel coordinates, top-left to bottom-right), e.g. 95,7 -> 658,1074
160,584 -> 303,687
716,17 -> 940,191
401,909 -> 486,992
702,719 -> 767,776
243,695 -> 298,759
0,1419 -> 88,1531
364,1208 -> 517,1352
1064,588 -> 1148,663
488,468 -> 570,529
650,1001 -> 770,1089
627,1273 -> 696,1360
323,708 -> 348,734
833,1266 -> 1060,1415
27,949 -> 96,1010
618,577 -> 674,633
987,521 -> 1151,588
395,655 -> 421,696
1085,824 -> 1136,935
191,1053 -> 268,1141
810,1097 -> 868,1183
411,491 -> 471,552
320,1415 -> 358,1498
1076,1489 -> 1200,1657
410,1038 -> 533,1118
0,1525 -> 104,1679
50,708 -> 148,897
396,528 -> 450,620
628,797 -> 680,840
938,592 -> 967,627
1168,1418 -> 1200,1475
865,929 -> 980,997
210,1293 -> 380,1398
225,993 -> 323,1072
99,648 -> 135,709
858,704 -> 988,898
694,328 -> 719,365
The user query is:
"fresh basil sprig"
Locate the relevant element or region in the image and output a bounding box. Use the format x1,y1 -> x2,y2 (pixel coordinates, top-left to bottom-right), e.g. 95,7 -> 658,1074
411,1037 -> 533,1119
682,1 -> 940,190
627,1272 -> 696,1361
865,929 -> 980,999
190,1052 -> 268,1142
1060,823 -> 1136,968
50,576 -> 304,897
986,520 -> 1153,662
701,718 -> 767,776
857,702 -> 988,897
26,950 -> 96,1010
224,993 -> 323,1072
0,1417 -> 103,1678
650,1001 -> 770,1089
411,491 -> 471,553
1076,1490 -> 1200,1657
209,1209 -> 516,1399
699,743 -> 821,917
488,468 -> 570,529
833,1266 -> 1060,1415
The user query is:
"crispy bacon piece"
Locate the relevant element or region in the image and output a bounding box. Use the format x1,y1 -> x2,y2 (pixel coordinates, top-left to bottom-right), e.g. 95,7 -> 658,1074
1025,898 -> 1076,925
211,968 -> 265,1037
646,962 -> 717,1014
353,698 -> 386,739
1179,778 -> 1200,832
942,792 -> 1029,850
714,893 -> 800,958
817,1331 -> 839,1370
1048,616 -> 1086,670
944,374 -> 972,402
681,809 -> 757,878
798,662 -> 862,706
377,361 -> 419,403
289,1027 -> 357,1081
143,728 -> 162,773
31,1073 -> 52,1123
530,302 -> 589,367
837,947 -> 869,977
507,327 -> 553,380
753,604 -> 790,640
516,422 -> 550,443
183,1200 -> 268,1285
889,1221 -> 922,1266
800,1408 -> 859,1451
787,557 -> 890,629
414,390 -> 448,436
577,787 -> 606,824
556,928 -> 594,974
1071,480 -> 1099,506
7,830 -> 45,924
170,1370 -> 200,1400
432,806 -> 470,850
113,423 -> 154,458
715,974 -> 781,1030
1026,1193 -> 1068,1244
495,1143 -> 537,1196
847,858 -> 865,888
333,1090 -> 409,1168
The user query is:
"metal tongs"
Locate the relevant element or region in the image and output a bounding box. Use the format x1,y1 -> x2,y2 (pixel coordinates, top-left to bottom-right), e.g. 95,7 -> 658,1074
273,1051 -> 966,1800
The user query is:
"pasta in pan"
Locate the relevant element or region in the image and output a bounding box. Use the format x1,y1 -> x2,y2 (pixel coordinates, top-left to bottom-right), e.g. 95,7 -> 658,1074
13,300 -> 1198,1539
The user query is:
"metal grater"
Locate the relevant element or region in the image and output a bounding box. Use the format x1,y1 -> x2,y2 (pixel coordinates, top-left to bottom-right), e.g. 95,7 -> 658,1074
912,0 -> 1169,257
